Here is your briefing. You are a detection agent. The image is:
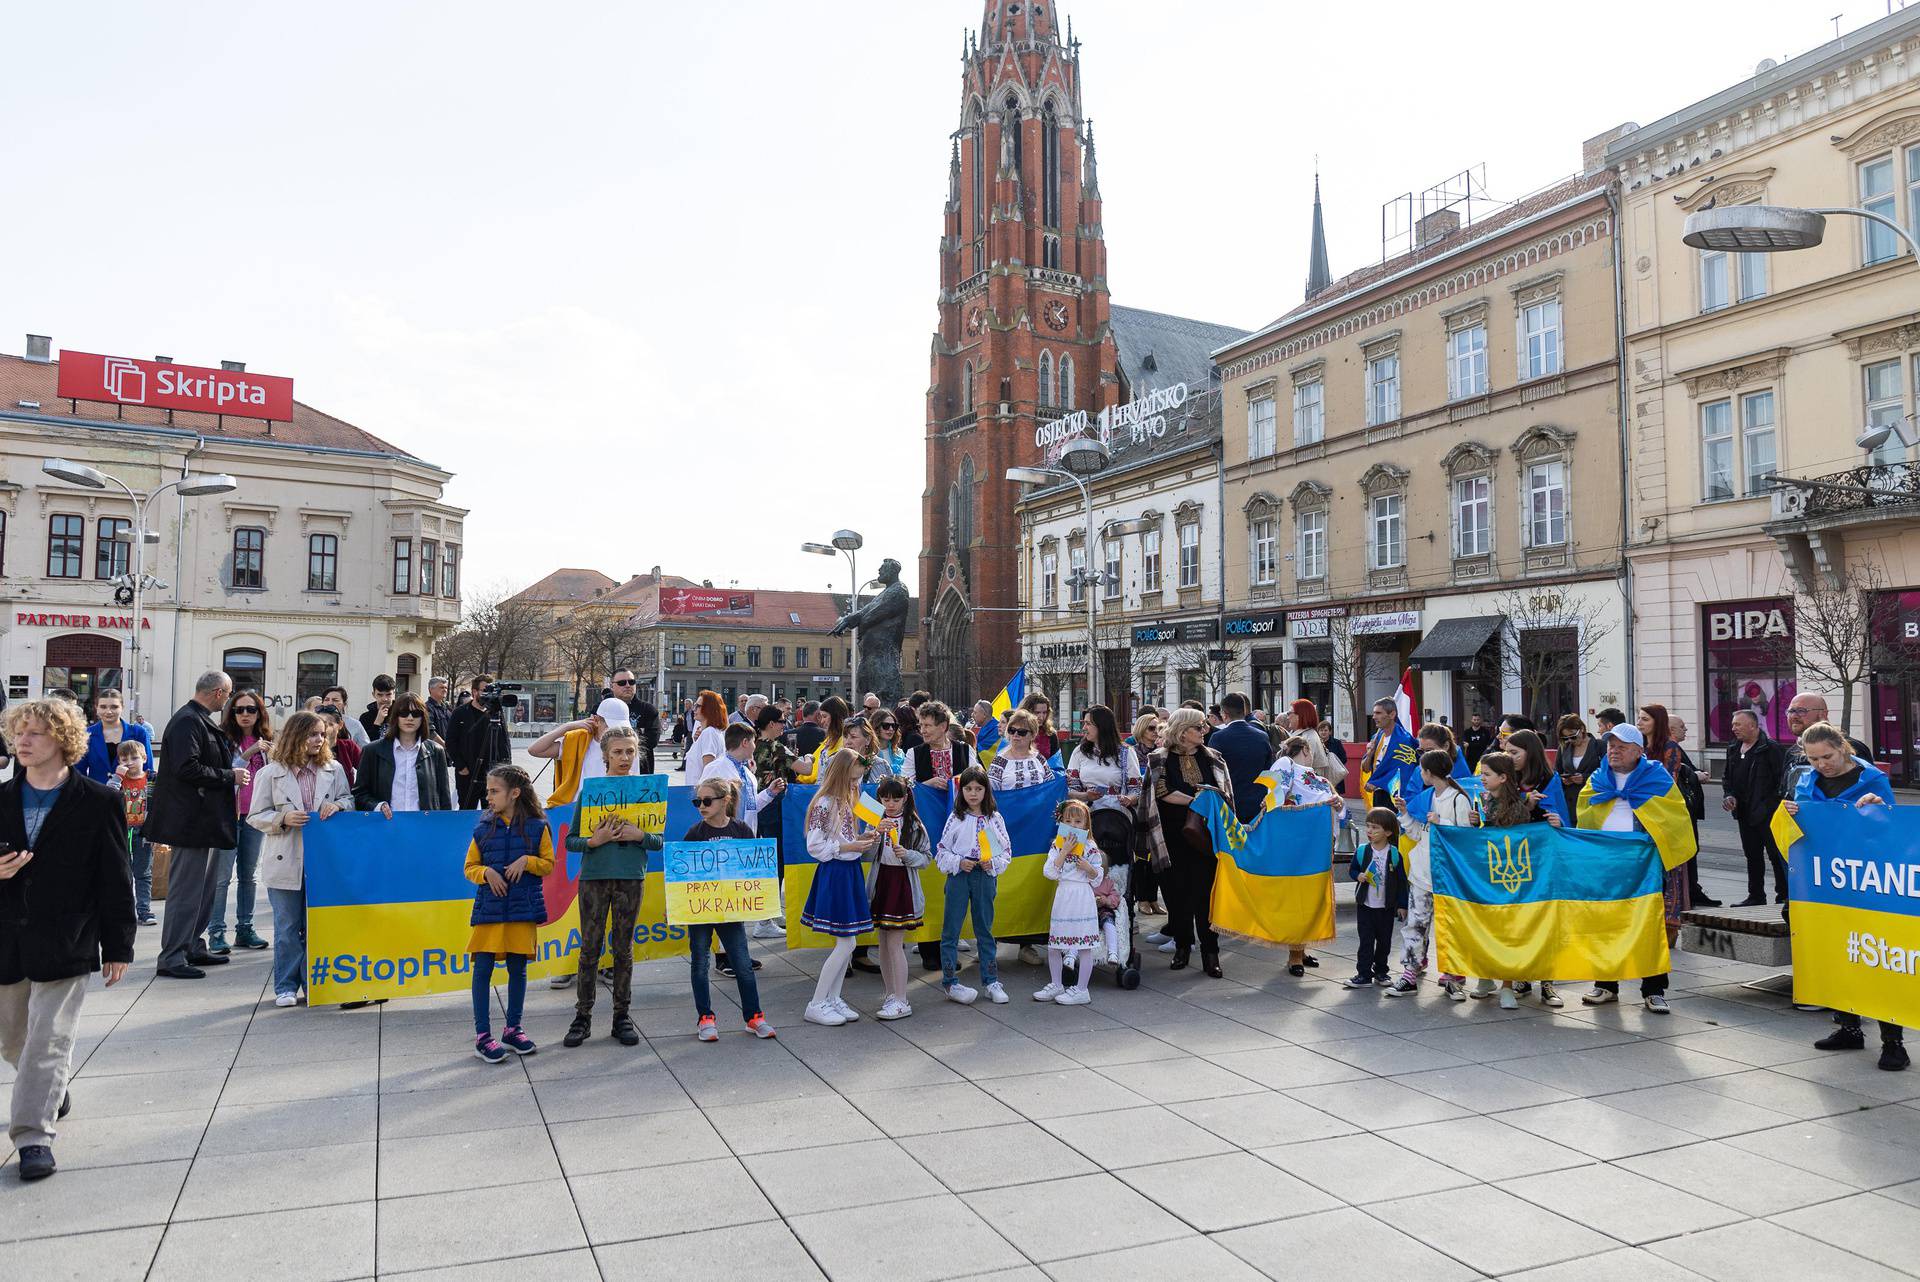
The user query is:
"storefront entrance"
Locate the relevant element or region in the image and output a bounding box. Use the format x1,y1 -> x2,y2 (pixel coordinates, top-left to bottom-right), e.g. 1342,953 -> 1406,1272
1702,598 -> 1795,749
1870,588 -> 1920,784
43,632 -> 122,707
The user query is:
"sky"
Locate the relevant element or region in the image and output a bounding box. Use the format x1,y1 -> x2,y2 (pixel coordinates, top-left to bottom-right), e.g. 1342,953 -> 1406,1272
0,0 -> 1899,597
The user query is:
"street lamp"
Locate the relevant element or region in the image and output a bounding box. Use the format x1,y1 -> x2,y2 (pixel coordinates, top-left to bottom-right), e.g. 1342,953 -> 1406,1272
1009,438 -> 1112,711
41,457 -> 237,721
803,529 -> 864,699
1683,203 -> 1920,459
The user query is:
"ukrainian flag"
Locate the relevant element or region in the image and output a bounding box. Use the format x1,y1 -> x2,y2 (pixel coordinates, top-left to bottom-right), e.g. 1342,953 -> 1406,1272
1773,797 -> 1920,1028
1192,792 -> 1335,947
1576,757 -> 1696,870
973,665 -> 1027,765
1430,822 -> 1670,982
1367,724 -> 1422,797
851,790 -> 886,828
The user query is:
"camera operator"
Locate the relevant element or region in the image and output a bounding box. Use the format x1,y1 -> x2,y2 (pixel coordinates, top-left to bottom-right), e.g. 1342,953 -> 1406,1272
448,674 -> 513,808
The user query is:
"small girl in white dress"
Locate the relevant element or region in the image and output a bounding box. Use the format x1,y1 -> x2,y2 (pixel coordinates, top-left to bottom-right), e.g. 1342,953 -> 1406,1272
1035,799 -> 1103,1006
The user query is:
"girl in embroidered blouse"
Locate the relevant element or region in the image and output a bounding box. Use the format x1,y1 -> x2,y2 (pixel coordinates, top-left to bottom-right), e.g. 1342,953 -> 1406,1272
801,748 -> 877,1026
933,767 -> 1011,1005
1035,799 -> 1103,1005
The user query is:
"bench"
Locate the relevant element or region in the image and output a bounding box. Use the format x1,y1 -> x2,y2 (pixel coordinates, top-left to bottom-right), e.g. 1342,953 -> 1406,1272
1680,901 -> 1793,991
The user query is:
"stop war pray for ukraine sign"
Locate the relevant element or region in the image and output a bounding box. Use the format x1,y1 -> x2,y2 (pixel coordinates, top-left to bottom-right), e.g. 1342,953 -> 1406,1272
664,839 -> 779,925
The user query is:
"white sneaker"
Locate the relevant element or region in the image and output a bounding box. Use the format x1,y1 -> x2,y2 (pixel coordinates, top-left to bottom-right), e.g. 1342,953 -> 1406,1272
876,997 -> 913,1020
548,973 -> 573,989
1157,939 -> 1177,954
984,982 -> 1009,1004
1498,988 -> 1519,1011
946,982 -> 978,1005
1018,945 -> 1045,967
1645,993 -> 1671,1014
957,938 -> 976,953
274,992 -> 297,1007
803,1000 -> 847,1026
1582,987 -> 1618,1006
1033,982 -> 1065,1002
1145,931 -> 1170,945
1054,987 -> 1092,1006
831,997 -> 861,1022
1470,978 -> 1497,999
1539,981 -> 1564,1008
750,920 -> 781,940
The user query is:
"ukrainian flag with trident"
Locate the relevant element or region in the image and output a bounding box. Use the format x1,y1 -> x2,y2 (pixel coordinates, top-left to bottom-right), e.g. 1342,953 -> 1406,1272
972,664 -> 1026,765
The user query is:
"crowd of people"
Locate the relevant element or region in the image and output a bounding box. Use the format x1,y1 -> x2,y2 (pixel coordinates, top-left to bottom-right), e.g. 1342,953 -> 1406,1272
0,672 -> 1904,1183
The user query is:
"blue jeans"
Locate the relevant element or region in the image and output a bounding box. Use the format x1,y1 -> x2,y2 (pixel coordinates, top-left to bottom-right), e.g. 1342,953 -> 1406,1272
940,868 -> 998,988
688,922 -> 760,1019
209,824 -> 263,934
129,834 -> 153,918
471,954 -> 527,1035
267,885 -> 306,997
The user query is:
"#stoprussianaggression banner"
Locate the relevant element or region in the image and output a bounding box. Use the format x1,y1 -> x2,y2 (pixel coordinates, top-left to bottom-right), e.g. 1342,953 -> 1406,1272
1774,802 -> 1920,1029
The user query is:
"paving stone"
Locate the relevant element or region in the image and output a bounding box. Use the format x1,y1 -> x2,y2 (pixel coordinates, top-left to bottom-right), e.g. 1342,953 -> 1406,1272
547,1108 -> 729,1177
0,1224 -> 163,1281
844,1080 -> 1024,1137
1497,1097 -> 1701,1160
983,1066 -> 1155,1118
744,1136 -> 944,1214
379,1080 -> 544,1139
1040,1103 -> 1236,1169
199,1094 -> 377,1155
1171,1090 -> 1360,1149
378,1123 -> 562,1195
1771,1190 -> 1920,1272
1594,1081 -> 1797,1139
1726,1120 -> 1920,1190
1043,1233 -> 1268,1282
174,1140 -> 375,1220
1116,1150 -> 1340,1231
1499,1160 -> 1746,1244
153,1202 -> 375,1281
1287,1076 -> 1471,1129
1256,1130 -> 1479,1203
788,1193 -> 1026,1282
1684,1067 -> 1881,1120
898,1119 -> 1098,1191
969,1171 -> 1188,1262
1498,1247 -> 1726,1282
1369,1183 -> 1618,1276
1389,1061 -> 1577,1112
1102,1053 -> 1270,1103
1204,1045 -> 1373,1090
593,1222 -> 824,1281
1646,1217 -> 1911,1281
1615,1138 -> 1860,1217
568,1156 -> 775,1245
1378,1115 -> 1593,1181
1214,1205 -> 1480,1281
377,1179 -> 585,1270
37,1104 -> 209,1169
57,1069 -> 225,1120
703,1091 -> 884,1154
387,1248 -> 603,1281
529,1063 -> 694,1122
1311,1033 -> 1471,1076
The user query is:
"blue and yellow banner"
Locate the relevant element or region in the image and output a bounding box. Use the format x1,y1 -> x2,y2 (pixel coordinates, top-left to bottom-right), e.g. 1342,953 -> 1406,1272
1191,791 -> 1335,947
1430,822 -> 1668,982
1774,801 -> 1920,1029
302,789 -> 709,1004
973,664 -> 1027,764
778,774 -> 1067,947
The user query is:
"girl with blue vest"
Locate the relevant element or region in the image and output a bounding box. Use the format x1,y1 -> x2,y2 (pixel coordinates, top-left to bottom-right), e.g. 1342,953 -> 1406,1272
1782,722 -> 1907,1072
463,765 -> 555,1063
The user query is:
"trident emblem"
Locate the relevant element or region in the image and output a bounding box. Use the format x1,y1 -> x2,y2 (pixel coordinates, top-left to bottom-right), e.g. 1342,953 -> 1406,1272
1487,834 -> 1532,894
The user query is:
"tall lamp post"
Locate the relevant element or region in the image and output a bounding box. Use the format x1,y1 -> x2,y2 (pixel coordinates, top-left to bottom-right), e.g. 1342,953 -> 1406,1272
1009,437 -> 1111,712
41,457 -> 237,722
1683,204 -> 1920,463
803,529 -> 863,699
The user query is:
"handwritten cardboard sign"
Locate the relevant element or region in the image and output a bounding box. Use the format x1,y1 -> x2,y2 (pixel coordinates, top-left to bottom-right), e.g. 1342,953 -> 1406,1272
663,838 -> 779,924
579,773 -> 668,840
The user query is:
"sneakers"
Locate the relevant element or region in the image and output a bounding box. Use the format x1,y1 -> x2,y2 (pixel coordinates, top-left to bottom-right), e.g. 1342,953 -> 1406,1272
1156,939 -> 1177,954
1054,987 -> 1091,1006
1539,981 -> 1564,1008
549,972 -> 574,989
611,1015 -> 640,1046
697,1014 -> 721,1041
499,1027 -> 537,1055
1018,945 -> 1045,967
746,1013 -> 777,1039
205,931 -> 231,956
1644,994 -> 1671,1014
1513,981 -> 1532,995
831,997 -> 861,1022
1386,978 -> 1419,997
1498,988 -> 1519,1011
274,992 -> 297,1008
946,982 -> 979,1005
139,912 -> 157,926
1442,980 -> 1466,1002
234,926 -> 269,950
1145,930 -> 1170,945
1582,987 -> 1619,1006
474,1035 -> 508,1064
750,920 -> 782,940
984,982 -> 1009,1004
1033,982 -> 1066,1002
15,1145 -> 54,1181
1470,979 -> 1496,1000
563,1016 -> 591,1048
1344,975 -> 1373,989
877,997 -> 913,1020
803,1001 -> 846,1026
1374,976 -> 1393,988
1815,1026 -> 1866,1051
1880,1040 -> 1910,1071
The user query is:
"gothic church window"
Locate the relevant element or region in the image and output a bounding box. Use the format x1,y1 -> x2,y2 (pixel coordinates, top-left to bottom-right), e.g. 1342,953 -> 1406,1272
1037,351 -> 1054,407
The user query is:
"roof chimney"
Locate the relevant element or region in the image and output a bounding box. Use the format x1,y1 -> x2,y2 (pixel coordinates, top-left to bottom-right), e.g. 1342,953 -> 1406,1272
155,355 -> 173,364
24,334 -> 51,362
1581,122 -> 1640,173
1416,209 -> 1461,247
220,360 -> 245,372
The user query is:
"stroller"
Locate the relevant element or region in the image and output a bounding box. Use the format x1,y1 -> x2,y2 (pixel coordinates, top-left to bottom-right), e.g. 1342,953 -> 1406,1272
1088,808 -> 1143,990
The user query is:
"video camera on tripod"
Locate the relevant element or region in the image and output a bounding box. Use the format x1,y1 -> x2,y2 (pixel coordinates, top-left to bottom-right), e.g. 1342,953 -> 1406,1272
477,681 -> 522,711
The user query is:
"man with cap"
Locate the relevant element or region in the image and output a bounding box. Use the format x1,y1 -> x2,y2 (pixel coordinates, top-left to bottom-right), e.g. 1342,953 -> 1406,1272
528,698 -> 636,987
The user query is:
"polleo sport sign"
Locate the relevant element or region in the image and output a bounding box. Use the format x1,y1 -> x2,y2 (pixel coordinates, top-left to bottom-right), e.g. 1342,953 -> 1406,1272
57,351 -> 294,421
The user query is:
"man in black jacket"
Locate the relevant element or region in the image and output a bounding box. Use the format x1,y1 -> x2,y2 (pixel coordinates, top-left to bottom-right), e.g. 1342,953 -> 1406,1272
1460,713 -> 1495,771
0,696 -> 135,1180
425,677 -> 454,745
1721,708 -> 1787,906
358,673 -> 396,743
447,674 -> 511,808
598,669 -> 659,774
143,672 -> 244,979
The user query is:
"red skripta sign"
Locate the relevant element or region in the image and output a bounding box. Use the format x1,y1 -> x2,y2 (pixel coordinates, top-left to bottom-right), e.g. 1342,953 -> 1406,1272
659,588 -> 756,618
57,350 -> 294,421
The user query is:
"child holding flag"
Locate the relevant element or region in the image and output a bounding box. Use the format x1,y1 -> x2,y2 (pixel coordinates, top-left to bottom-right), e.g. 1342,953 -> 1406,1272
865,776 -> 930,1020
801,750 -> 877,1026
934,767 -> 1011,1005
1346,808 -> 1407,989
1035,800 -> 1103,1005
1392,750 -> 1477,997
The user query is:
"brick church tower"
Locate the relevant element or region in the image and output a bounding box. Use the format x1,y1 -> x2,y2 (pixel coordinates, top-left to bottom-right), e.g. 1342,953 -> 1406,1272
921,1 -> 1121,705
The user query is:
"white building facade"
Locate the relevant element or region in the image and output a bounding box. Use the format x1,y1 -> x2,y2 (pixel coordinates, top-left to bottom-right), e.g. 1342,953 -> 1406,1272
0,340 -> 464,721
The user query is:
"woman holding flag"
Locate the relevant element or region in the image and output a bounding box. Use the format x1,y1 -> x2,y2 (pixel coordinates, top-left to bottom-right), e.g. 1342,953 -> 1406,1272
1150,708 -> 1236,977
1265,735 -> 1346,977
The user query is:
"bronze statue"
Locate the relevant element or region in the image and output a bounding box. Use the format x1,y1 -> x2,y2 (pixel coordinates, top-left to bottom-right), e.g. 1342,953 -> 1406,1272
830,557 -> 910,703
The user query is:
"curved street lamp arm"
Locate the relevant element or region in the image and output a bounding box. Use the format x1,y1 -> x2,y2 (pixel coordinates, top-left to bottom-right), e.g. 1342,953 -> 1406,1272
1808,206 -> 1920,263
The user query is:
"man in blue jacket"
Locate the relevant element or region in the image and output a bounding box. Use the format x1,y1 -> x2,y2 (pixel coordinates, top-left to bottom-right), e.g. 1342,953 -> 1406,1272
1208,693 -> 1275,824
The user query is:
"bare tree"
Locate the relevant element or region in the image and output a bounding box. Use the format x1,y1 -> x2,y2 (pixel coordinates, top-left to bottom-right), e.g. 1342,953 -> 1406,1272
544,615 -> 603,717
434,579 -> 547,687
1488,587 -> 1621,727
1779,557 -> 1889,740
1324,617 -> 1368,740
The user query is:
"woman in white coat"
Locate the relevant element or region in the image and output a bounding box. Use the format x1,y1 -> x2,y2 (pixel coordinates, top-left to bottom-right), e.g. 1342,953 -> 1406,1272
249,711 -> 353,1007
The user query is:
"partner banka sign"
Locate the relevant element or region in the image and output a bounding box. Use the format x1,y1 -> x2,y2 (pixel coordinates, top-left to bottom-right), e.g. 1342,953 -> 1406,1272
1036,381 -> 1189,461
58,351 -> 294,421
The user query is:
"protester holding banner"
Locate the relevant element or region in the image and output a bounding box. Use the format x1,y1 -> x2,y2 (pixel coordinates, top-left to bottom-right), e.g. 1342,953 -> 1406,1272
355,693 -> 454,817
1781,723 -> 1907,1070
800,749 -> 878,1024
563,724 -> 652,1050
934,767 -> 1011,1004
249,711 -> 355,1009
464,766 -> 555,1061
683,777 -> 776,1042
1575,724 -> 1696,1014
988,709 -> 1054,790
1152,708 -> 1235,978
1394,750 -> 1477,997
866,776 -> 930,1020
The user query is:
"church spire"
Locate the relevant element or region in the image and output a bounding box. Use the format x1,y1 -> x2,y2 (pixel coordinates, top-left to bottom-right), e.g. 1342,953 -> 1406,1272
1305,172 -> 1331,300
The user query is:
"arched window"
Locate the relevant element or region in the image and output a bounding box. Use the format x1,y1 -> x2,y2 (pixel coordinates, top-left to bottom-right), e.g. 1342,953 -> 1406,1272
396,652 -> 419,695
1059,354 -> 1075,409
1037,351 -> 1054,407
1004,94 -> 1023,172
223,647 -> 267,695
1041,103 -> 1061,227
956,456 -> 977,549
962,361 -> 975,413
296,649 -> 339,703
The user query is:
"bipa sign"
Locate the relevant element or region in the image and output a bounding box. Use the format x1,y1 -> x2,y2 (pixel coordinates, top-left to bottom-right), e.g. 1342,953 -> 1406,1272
57,351 -> 294,421
1706,606 -> 1790,642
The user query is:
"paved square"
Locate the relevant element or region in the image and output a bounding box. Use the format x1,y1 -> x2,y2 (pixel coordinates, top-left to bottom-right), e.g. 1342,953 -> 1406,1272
3,848 -> 1917,1281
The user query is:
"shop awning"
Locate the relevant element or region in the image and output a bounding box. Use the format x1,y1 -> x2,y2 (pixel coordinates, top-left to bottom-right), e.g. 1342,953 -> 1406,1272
1409,614 -> 1506,671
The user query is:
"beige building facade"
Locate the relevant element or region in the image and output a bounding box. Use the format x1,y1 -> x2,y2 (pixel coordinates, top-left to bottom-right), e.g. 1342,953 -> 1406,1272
1215,172 -> 1629,740
1609,8 -> 1920,775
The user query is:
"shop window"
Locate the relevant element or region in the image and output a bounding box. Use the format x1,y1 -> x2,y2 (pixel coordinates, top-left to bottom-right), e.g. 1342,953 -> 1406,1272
47,514 -> 83,578
296,649 -> 339,704
223,647 -> 266,695
232,527 -> 264,589
308,534 -> 339,592
1703,599 -> 1795,746
95,517 -> 131,580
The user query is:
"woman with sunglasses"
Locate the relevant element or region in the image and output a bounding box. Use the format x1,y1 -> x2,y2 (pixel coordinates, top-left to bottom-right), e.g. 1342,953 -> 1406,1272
354,692 -> 455,817
206,691 -> 275,954
867,713 -> 908,781
987,708 -> 1054,791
